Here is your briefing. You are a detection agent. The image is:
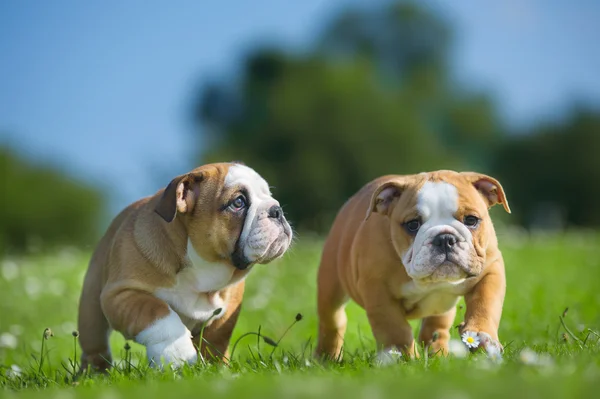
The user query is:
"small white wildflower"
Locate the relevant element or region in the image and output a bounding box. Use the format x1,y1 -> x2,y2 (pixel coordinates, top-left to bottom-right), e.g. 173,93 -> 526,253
461,331 -> 480,349
519,347 -> 538,365
5,364 -> 22,379
448,339 -> 468,358
375,349 -> 402,367
0,332 -> 18,349
1,260 -> 19,281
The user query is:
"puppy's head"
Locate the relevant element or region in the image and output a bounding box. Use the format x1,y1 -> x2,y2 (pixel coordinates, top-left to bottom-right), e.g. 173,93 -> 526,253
154,162 -> 293,270
366,171 -> 510,284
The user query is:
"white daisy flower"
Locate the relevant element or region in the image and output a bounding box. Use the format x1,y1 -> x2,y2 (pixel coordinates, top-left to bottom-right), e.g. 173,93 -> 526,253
461,331 -> 480,348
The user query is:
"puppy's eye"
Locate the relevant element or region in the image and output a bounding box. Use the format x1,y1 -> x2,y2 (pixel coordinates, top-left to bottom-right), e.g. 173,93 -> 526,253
230,196 -> 247,210
404,219 -> 421,233
463,215 -> 480,228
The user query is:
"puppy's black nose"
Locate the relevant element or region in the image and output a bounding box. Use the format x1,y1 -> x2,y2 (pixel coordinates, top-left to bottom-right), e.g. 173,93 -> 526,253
433,233 -> 457,249
268,205 -> 283,220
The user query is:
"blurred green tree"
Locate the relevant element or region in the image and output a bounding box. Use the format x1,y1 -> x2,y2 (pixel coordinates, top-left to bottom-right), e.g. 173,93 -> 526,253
193,1 -> 501,231
493,108 -> 600,229
0,145 -> 105,254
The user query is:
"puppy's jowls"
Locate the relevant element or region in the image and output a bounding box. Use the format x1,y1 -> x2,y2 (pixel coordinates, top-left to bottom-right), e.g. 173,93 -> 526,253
315,170 -> 510,361
77,162 -> 292,371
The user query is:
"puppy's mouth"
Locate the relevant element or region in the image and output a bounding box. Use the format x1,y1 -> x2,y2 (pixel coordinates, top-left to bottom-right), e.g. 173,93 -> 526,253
414,257 -> 477,284
443,252 -> 478,278
255,235 -> 291,265
231,229 -> 292,270
231,239 -> 251,270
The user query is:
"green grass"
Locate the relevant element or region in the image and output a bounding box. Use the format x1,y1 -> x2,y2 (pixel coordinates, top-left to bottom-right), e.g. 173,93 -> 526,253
1,230 -> 600,398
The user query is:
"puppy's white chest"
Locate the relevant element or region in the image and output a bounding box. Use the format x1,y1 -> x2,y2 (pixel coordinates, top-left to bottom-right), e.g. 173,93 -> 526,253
401,281 -> 462,319
154,244 -> 235,323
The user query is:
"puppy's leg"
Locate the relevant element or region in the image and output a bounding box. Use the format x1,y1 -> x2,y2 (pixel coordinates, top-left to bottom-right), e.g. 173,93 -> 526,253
101,286 -> 197,368
362,284 -> 416,363
193,282 -> 245,363
459,264 -> 506,355
78,267 -> 112,373
418,305 -> 457,356
315,254 -> 348,361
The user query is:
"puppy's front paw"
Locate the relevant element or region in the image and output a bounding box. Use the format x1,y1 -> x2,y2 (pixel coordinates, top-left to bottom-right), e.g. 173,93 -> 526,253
146,334 -> 198,369
461,330 -> 503,359
136,310 -> 199,369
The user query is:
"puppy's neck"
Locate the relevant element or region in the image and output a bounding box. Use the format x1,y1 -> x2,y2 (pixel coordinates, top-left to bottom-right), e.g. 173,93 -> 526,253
185,239 -> 252,291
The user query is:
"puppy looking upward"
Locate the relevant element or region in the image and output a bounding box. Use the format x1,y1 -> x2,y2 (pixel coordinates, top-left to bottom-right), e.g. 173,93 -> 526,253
78,162 -> 292,371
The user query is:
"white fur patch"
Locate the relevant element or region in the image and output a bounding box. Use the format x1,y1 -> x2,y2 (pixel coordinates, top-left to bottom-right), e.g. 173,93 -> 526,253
400,280 -> 462,319
417,181 -> 459,222
154,241 -> 235,324
135,309 -> 197,368
224,164 -> 281,262
402,181 -> 474,281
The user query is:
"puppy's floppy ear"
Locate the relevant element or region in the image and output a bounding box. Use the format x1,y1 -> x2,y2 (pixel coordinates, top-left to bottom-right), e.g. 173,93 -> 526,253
366,180 -> 405,220
155,172 -> 204,222
462,172 -> 511,214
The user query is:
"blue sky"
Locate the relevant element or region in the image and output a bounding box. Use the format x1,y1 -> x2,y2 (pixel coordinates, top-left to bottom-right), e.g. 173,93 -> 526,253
1,0 -> 599,213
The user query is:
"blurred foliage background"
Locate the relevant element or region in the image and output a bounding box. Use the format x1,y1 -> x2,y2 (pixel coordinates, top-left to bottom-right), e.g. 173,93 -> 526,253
0,145 -> 105,254
194,1 -> 600,232
1,0 -> 599,254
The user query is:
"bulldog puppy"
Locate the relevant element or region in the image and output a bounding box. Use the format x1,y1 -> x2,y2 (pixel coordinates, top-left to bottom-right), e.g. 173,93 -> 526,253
315,170 -> 510,362
77,162 -> 292,371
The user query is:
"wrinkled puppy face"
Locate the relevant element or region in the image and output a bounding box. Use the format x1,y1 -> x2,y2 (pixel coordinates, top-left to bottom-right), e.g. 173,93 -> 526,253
223,164 -> 293,269
154,162 -> 293,270
367,171 -> 510,284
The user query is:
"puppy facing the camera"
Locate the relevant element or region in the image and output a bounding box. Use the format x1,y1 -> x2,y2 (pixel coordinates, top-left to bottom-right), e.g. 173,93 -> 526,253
315,170 -> 510,362
77,162 -> 293,371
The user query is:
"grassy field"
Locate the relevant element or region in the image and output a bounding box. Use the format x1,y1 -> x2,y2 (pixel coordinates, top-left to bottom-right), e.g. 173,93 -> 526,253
1,229 -> 600,398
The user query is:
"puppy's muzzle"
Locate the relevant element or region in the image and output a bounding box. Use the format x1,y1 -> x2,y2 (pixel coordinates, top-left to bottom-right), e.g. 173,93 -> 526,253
431,232 -> 477,278
231,205 -> 291,270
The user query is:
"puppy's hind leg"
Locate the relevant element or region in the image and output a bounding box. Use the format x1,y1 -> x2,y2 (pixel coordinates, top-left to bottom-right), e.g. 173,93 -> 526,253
78,267 -> 113,373
315,245 -> 348,361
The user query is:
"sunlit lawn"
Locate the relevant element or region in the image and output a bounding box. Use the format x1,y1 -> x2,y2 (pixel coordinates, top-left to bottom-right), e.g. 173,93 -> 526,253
1,230 -> 600,398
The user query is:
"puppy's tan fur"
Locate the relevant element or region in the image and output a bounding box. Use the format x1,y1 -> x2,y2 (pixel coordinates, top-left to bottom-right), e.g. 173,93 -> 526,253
315,170 -> 510,360
78,162 -> 288,371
